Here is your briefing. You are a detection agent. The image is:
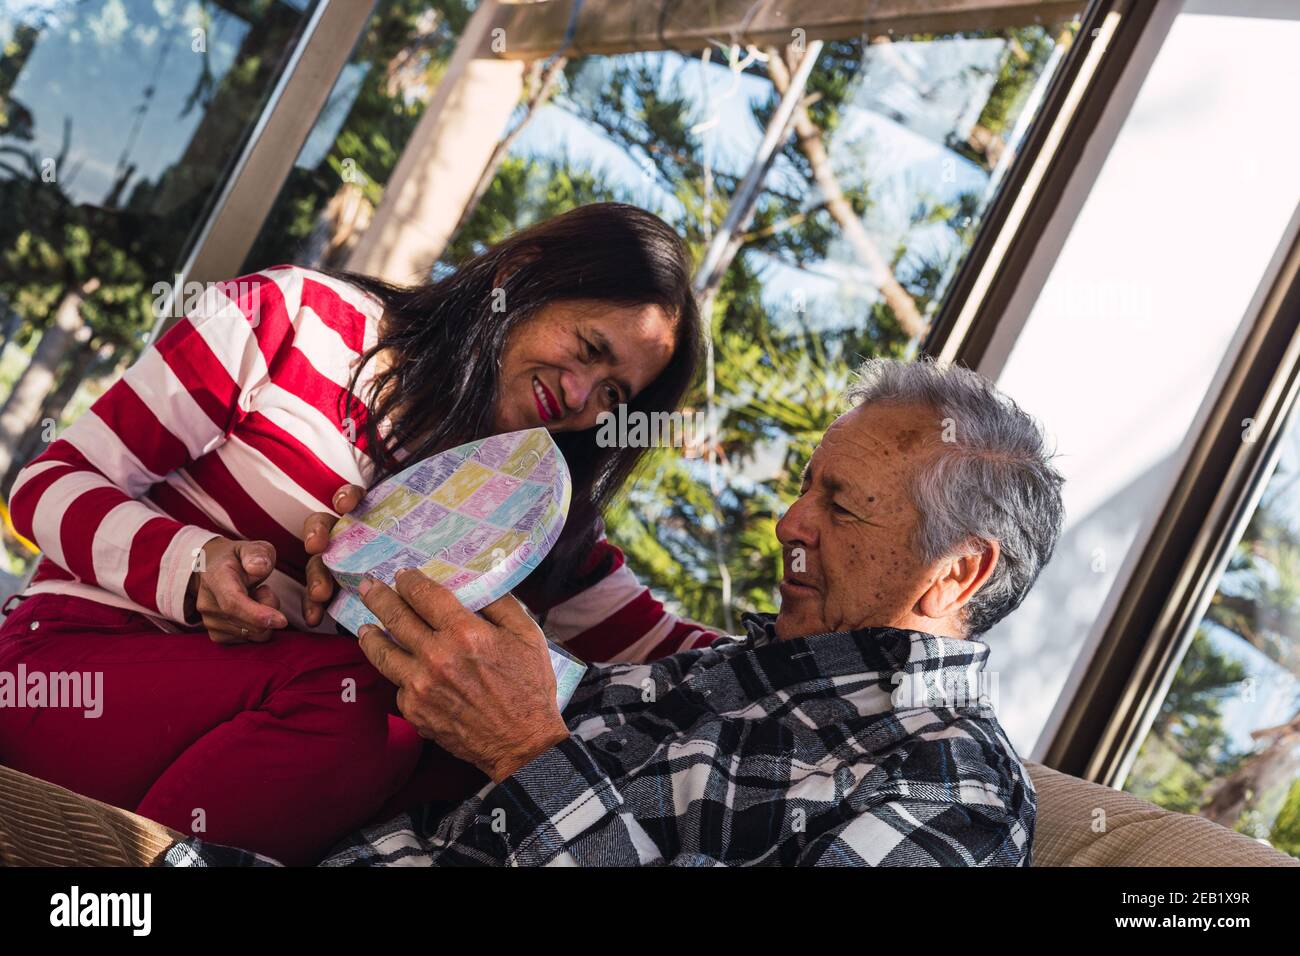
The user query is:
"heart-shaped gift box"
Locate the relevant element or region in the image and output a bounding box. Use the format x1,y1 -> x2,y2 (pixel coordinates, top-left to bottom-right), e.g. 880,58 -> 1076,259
323,427 -> 585,709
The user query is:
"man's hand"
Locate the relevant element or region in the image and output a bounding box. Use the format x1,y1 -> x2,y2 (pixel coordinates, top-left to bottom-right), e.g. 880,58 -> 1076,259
300,483 -> 365,627
187,537 -> 289,643
356,569 -> 570,783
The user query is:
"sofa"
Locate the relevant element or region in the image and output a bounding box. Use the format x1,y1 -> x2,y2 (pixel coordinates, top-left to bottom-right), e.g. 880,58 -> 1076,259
0,761 -> 1295,866
1025,760 -> 1297,866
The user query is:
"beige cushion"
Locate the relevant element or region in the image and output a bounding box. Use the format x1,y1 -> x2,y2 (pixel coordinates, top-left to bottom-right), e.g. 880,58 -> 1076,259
1026,760 -> 1299,867
0,765 -> 181,867
2,760 -> 1296,866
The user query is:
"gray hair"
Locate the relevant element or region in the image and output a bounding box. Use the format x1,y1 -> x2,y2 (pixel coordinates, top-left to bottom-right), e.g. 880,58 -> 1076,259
844,357 -> 1065,637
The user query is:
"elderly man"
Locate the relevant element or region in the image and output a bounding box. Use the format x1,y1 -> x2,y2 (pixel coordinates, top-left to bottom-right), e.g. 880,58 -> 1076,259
167,357 -> 1064,867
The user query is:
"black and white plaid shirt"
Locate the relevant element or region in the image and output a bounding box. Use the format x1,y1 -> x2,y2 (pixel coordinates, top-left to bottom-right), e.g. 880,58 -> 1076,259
162,612 -> 1035,867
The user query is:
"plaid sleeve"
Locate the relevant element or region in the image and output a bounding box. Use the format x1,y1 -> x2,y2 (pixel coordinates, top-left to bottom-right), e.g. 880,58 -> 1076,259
790,713 -> 1036,867
157,838 -> 285,867
465,741 -> 1031,867
797,798 -> 1033,867
438,735 -> 660,866
152,737 -> 639,868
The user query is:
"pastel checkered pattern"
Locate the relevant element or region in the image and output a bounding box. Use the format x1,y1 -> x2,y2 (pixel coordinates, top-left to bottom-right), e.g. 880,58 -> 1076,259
323,428 -> 584,709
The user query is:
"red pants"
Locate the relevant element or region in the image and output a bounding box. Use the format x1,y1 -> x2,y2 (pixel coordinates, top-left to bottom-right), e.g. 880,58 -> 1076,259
0,593 -> 485,864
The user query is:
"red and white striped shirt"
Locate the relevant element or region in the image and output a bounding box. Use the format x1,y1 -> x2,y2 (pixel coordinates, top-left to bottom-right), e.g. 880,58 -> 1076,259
8,266 -> 714,663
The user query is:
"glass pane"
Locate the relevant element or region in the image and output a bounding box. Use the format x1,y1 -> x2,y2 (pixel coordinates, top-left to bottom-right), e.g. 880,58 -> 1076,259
1125,411 -> 1300,860
984,0 -> 1300,756
441,15 -> 1082,632
239,0 -> 479,272
0,0 -> 319,585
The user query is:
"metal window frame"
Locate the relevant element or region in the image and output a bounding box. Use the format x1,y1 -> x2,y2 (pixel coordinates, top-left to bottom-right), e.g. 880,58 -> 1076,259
1068,212 -> 1300,784
1064,1 -> 1300,786
150,0 -> 377,340
921,0 -> 1161,368
921,0 -> 1300,781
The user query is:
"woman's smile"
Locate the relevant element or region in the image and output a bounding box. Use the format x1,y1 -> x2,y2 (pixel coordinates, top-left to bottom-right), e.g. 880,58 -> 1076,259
532,375 -> 563,423
494,301 -> 678,434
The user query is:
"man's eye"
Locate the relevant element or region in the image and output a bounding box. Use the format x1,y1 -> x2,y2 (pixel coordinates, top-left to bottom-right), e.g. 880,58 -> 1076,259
580,337 -> 599,362
603,384 -> 620,405
832,502 -> 854,517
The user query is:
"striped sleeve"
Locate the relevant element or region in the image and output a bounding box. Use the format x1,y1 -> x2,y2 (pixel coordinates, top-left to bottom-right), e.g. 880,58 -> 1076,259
7,273 -> 298,624
522,536 -> 719,665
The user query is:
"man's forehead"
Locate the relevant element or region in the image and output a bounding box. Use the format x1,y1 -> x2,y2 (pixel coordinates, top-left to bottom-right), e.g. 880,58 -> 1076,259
802,404 -> 936,489
819,403 -> 933,454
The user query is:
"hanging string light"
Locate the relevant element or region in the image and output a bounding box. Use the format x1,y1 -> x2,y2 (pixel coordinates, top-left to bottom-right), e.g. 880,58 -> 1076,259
692,30 -> 768,633
683,0 -> 782,632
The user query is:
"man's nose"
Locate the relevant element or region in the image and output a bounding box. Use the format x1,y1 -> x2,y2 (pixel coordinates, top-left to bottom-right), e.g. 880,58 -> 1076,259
775,493 -> 816,552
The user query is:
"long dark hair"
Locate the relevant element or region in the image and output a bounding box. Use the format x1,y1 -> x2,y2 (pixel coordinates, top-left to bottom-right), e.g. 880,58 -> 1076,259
331,202 -> 703,601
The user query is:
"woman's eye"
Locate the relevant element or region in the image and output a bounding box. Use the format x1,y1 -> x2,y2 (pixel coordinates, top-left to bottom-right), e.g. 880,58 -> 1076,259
580,337 -> 598,362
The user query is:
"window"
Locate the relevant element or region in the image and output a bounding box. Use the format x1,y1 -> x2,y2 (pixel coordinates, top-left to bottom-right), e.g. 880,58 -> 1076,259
0,0 -> 320,583
439,14 -> 1082,631
240,0 -> 478,273
1125,407 -> 1300,859
959,0 -> 1300,757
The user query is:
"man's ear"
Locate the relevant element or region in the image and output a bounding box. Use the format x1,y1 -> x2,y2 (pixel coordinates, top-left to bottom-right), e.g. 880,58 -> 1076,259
916,539 -> 1000,622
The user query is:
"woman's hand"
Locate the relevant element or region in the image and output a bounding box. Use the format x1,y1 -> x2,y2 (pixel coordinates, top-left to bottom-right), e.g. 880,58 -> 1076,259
301,483 -> 366,627
186,537 -> 289,643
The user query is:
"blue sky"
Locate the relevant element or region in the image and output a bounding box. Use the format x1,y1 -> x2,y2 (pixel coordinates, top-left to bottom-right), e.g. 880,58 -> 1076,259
509,42 -> 1003,332
2,0 -> 311,207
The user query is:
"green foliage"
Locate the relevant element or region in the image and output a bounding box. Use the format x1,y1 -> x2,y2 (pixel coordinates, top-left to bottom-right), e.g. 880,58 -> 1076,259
0,161 -> 158,356
2,0 -> 375,359
950,25 -> 1069,168
1126,629 -> 1249,813
1269,778 -> 1300,856
243,0 -> 474,270
1127,481 -> 1300,857
442,155 -> 623,264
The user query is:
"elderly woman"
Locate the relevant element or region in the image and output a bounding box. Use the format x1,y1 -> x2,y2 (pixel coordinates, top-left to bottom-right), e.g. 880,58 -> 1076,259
0,203 -> 716,864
